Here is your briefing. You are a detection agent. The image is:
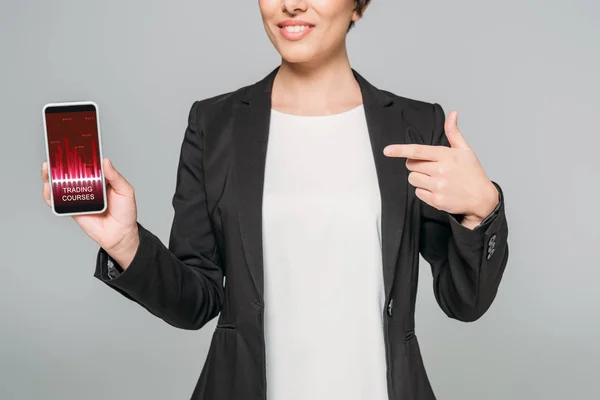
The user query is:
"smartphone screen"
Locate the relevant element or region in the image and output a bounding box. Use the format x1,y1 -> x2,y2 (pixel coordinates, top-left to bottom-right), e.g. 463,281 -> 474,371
43,103 -> 107,215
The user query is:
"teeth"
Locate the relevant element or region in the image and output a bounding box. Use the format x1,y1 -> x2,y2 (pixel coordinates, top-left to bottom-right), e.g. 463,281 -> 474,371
283,25 -> 309,33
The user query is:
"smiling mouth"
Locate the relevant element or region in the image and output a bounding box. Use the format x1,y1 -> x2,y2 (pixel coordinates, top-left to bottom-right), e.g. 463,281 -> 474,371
276,22 -> 315,40
281,25 -> 311,33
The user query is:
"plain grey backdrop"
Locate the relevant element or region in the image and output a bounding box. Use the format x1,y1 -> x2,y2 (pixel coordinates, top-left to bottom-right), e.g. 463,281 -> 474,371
1,0 -> 598,399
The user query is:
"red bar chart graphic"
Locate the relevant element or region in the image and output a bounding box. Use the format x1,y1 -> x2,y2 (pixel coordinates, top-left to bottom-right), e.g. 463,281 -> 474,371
50,136 -> 101,183
45,110 -> 105,211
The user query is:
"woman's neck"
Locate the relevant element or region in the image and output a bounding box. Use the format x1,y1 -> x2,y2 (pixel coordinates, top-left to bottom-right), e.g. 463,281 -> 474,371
271,48 -> 363,116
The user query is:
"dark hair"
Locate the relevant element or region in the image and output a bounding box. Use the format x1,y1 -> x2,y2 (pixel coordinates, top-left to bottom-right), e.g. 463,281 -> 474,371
348,0 -> 371,31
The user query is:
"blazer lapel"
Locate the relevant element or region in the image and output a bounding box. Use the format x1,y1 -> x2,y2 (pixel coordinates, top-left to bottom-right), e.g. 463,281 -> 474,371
233,67 -> 409,304
231,68 -> 276,302
353,70 -> 410,300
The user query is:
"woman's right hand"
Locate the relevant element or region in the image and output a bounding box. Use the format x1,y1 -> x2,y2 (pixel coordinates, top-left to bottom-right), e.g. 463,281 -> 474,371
41,157 -> 140,269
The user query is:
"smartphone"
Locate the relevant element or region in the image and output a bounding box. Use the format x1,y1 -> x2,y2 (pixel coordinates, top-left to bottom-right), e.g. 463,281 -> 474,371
42,101 -> 107,216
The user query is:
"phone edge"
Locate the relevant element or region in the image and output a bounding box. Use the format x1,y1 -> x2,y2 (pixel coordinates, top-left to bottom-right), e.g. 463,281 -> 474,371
42,100 -> 108,217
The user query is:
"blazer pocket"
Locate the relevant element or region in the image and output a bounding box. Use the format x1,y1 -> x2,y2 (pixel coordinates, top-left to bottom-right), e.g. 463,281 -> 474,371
215,322 -> 237,331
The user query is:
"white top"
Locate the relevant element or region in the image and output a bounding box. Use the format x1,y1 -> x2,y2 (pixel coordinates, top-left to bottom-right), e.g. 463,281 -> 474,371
262,105 -> 388,400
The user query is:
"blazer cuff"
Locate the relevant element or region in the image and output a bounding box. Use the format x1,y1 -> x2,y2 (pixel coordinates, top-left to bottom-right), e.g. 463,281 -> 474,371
94,221 -> 154,289
447,180 -> 506,250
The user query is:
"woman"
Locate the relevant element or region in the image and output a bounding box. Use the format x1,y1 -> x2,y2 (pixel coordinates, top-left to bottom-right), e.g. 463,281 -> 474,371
41,1 -> 509,399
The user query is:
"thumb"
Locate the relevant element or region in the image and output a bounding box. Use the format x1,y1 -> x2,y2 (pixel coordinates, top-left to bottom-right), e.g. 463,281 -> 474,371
103,158 -> 134,197
444,110 -> 470,149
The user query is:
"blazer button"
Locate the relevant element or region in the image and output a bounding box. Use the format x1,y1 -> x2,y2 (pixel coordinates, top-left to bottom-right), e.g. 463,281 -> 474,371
387,299 -> 394,317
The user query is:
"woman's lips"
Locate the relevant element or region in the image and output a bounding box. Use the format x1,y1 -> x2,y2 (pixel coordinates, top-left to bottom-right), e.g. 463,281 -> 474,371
278,24 -> 314,41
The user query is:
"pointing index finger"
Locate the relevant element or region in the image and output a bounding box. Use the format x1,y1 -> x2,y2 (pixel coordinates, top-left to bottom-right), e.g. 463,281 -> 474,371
383,144 -> 444,161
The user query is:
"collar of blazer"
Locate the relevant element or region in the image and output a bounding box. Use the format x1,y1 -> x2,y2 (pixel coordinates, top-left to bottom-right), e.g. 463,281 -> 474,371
239,65 -> 394,108
231,66 -> 411,305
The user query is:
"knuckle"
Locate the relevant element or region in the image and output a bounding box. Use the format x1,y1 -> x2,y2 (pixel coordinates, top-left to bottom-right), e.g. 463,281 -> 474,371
432,193 -> 444,208
436,179 -> 448,191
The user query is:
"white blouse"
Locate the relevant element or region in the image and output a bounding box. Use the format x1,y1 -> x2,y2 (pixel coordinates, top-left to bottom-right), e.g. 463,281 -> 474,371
262,105 -> 389,400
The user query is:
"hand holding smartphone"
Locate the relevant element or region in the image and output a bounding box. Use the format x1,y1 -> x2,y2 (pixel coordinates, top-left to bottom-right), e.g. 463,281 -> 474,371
41,101 -> 140,270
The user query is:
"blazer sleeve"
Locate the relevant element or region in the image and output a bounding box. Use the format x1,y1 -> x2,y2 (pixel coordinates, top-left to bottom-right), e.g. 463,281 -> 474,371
418,103 -> 509,322
93,100 -> 224,330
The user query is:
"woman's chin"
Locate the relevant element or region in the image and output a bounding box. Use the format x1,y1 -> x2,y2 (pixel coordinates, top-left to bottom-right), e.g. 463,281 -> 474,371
278,48 -> 319,65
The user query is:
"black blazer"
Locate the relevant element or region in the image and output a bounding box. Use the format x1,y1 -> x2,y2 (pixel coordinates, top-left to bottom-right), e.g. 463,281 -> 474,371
94,67 -> 509,400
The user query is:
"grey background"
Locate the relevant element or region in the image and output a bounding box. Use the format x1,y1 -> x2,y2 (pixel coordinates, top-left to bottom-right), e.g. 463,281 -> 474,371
1,0 -> 599,399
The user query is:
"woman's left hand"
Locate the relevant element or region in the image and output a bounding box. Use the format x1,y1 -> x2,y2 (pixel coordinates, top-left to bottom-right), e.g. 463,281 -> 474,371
383,110 -> 499,228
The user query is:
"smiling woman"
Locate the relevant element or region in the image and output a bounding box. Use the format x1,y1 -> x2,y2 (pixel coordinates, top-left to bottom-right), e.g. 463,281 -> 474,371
44,0 -> 511,399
